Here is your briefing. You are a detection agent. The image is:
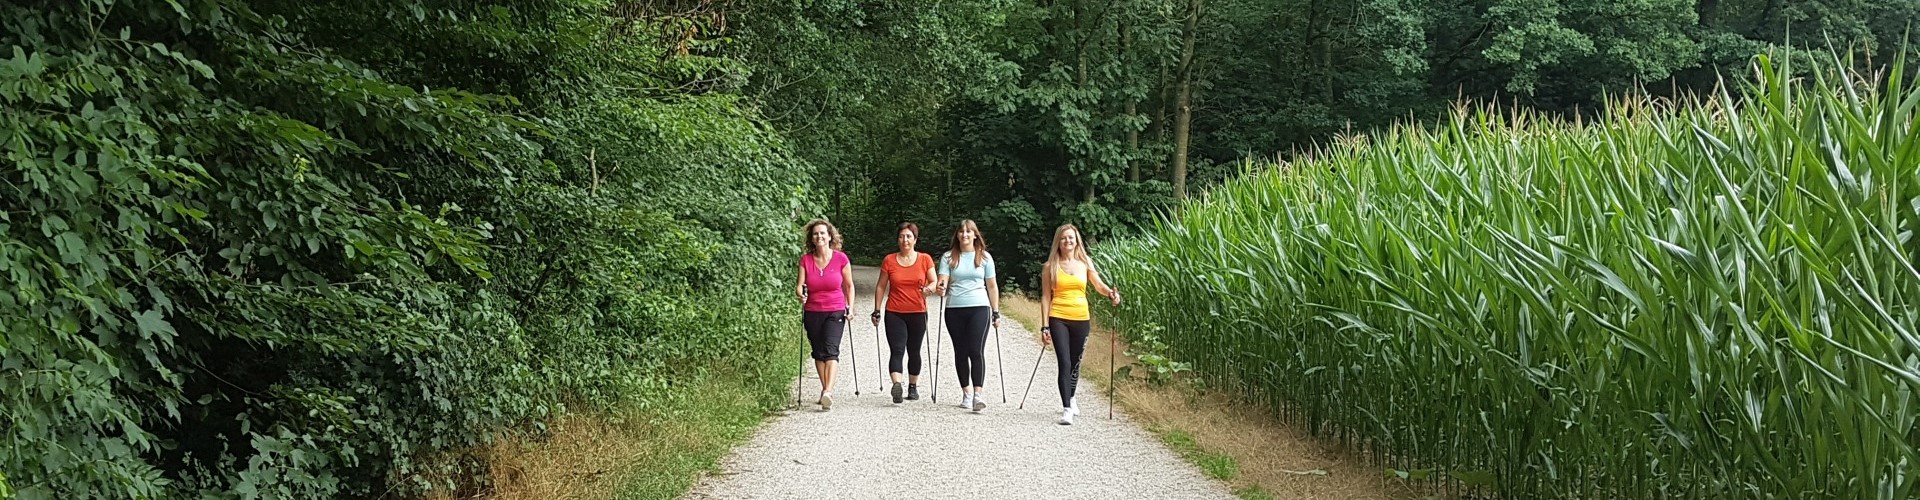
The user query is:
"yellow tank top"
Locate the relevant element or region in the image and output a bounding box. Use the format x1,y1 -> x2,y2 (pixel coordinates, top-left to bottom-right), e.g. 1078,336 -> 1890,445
1050,266 -> 1090,321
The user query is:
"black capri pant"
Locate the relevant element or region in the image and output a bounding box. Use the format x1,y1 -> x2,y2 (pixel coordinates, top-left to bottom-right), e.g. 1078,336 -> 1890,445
885,311 -> 928,375
802,310 -> 847,361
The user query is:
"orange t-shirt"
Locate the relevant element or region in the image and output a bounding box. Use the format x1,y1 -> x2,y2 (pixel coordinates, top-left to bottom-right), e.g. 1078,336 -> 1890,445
880,252 -> 935,313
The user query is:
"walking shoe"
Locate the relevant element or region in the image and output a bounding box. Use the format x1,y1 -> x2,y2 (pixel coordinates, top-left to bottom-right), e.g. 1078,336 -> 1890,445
906,384 -> 920,400
891,382 -> 904,404
1069,396 -> 1079,416
1058,408 -> 1075,425
959,393 -> 973,410
972,394 -> 986,412
820,393 -> 832,411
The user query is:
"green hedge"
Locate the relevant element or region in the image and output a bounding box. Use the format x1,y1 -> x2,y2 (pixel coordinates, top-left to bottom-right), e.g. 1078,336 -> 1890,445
1099,54 -> 1919,498
1,1 -> 807,497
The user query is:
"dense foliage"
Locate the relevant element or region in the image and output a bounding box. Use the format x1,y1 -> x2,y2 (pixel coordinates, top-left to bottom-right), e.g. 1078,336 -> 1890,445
7,1 -> 1915,497
1,1 -> 807,497
737,0 -> 1920,287
1097,55 -> 1919,498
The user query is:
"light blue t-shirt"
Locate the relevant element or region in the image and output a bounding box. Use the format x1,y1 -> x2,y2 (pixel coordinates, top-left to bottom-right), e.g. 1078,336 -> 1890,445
938,251 -> 996,308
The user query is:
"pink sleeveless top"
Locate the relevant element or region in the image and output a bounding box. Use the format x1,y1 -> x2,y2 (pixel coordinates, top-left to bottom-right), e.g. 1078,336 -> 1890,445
802,251 -> 850,312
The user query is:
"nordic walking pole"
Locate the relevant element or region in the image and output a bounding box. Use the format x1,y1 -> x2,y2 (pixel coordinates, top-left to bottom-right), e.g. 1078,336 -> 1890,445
848,312 -> 861,396
796,287 -> 807,409
994,319 -> 1007,403
932,294 -> 946,403
1109,327 -> 1116,420
873,308 -> 885,391
1018,342 -> 1048,409
1108,286 -> 1121,420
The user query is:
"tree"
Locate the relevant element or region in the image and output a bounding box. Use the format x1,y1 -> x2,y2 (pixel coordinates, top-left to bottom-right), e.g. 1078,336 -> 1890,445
1172,0 -> 1202,200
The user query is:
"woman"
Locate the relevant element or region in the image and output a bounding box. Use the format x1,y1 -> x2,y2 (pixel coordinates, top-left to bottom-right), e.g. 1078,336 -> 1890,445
871,222 -> 937,404
936,220 -> 1000,412
797,219 -> 855,411
1040,223 -> 1120,425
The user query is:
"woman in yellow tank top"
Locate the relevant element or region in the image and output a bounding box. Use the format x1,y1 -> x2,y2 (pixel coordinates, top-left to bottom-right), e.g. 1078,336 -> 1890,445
1039,224 -> 1121,425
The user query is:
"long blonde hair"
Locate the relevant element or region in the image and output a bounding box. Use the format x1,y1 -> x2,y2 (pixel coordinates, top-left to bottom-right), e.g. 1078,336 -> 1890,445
946,219 -> 988,269
1044,223 -> 1091,276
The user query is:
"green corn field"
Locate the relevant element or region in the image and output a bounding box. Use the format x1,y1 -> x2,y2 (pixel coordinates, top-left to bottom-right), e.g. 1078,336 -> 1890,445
1096,54 -> 1920,499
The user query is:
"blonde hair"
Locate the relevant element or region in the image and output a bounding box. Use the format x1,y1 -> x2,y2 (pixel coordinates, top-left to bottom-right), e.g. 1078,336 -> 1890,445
802,219 -> 843,254
1044,223 -> 1091,276
946,219 -> 988,268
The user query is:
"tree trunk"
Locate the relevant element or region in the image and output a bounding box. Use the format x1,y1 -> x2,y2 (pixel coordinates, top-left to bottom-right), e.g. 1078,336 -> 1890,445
1752,0 -> 1781,39
1322,39 -> 1334,102
1126,99 -> 1141,182
1123,19 -> 1141,182
1695,0 -> 1719,26
831,173 -> 843,222
1076,0 -> 1088,87
1152,58 -> 1170,177
1077,0 -> 1095,203
1172,0 -> 1202,201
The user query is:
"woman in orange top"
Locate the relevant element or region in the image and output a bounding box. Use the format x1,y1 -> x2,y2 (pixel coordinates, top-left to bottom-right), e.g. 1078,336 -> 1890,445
1039,223 -> 1120,425
872,222 -> 937,404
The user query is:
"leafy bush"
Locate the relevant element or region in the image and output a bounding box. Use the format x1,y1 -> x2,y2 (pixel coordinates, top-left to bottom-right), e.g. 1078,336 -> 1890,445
1115,322 -> 1192,386
1,1 -> 807,497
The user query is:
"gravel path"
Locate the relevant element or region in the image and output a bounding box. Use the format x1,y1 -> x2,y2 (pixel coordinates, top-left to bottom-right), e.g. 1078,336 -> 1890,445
683,266 -> 1234,500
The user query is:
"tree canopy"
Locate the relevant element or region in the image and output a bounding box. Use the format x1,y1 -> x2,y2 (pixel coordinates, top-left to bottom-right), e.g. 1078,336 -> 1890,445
737,0 -> 1918,286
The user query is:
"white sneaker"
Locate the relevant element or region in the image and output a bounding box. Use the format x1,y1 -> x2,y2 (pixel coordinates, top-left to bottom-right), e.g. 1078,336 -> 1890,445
960,393 -> 973,410
1069,397 -> 1079,416
820,393 -> 832,411
972,393 -> 986,412
1058,408 -> 1075,425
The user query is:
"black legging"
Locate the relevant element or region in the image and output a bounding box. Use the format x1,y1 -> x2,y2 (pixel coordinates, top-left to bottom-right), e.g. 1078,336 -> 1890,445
1049,317 -> 1091,408
802,310 -> 846,361
945,306 -> 992,388
885,311 -> 927,375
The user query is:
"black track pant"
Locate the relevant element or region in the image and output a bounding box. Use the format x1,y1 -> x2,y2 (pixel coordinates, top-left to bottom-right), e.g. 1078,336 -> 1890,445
945,306 -> 991,387
1049,318 -> 1091,408
802,310 -> 846,361
885,311 -> 927,375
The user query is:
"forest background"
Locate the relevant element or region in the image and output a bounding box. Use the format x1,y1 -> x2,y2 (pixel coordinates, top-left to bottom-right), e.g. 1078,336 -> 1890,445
2,0 -> 1913,497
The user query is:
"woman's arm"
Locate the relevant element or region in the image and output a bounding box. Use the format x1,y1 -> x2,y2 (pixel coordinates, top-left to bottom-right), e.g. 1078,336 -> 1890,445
985,254 -> 1001,325
872,263 -> 890,324
921,255 -> 937,295
841,260 -> 856,313
1089,264 -> 1120,306
935,254 -> 951,295
986,279 -> 1001,326
1039,262 -> 1054,344
796,261 -> 807,303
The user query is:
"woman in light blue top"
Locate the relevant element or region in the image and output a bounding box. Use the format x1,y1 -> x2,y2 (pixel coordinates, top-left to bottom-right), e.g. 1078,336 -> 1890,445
936,219 -> 999,412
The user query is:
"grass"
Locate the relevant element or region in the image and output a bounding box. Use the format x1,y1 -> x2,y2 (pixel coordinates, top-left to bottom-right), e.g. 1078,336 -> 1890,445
997,292 -> 1046,333
1097,52 -> 1920,498
462,373 -> 774,500
1001,293 -> 1421,499
1234,485 -> 1277,500
1157,428 -> 1240,481
609,378 -> 770,500
464,333 -> 804,500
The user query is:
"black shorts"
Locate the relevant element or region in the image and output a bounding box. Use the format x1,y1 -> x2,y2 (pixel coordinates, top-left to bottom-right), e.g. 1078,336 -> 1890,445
802,310 -> 847,361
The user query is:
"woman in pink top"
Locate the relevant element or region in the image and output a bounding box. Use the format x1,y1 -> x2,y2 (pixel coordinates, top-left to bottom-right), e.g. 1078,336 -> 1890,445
797,219 -> 856,410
